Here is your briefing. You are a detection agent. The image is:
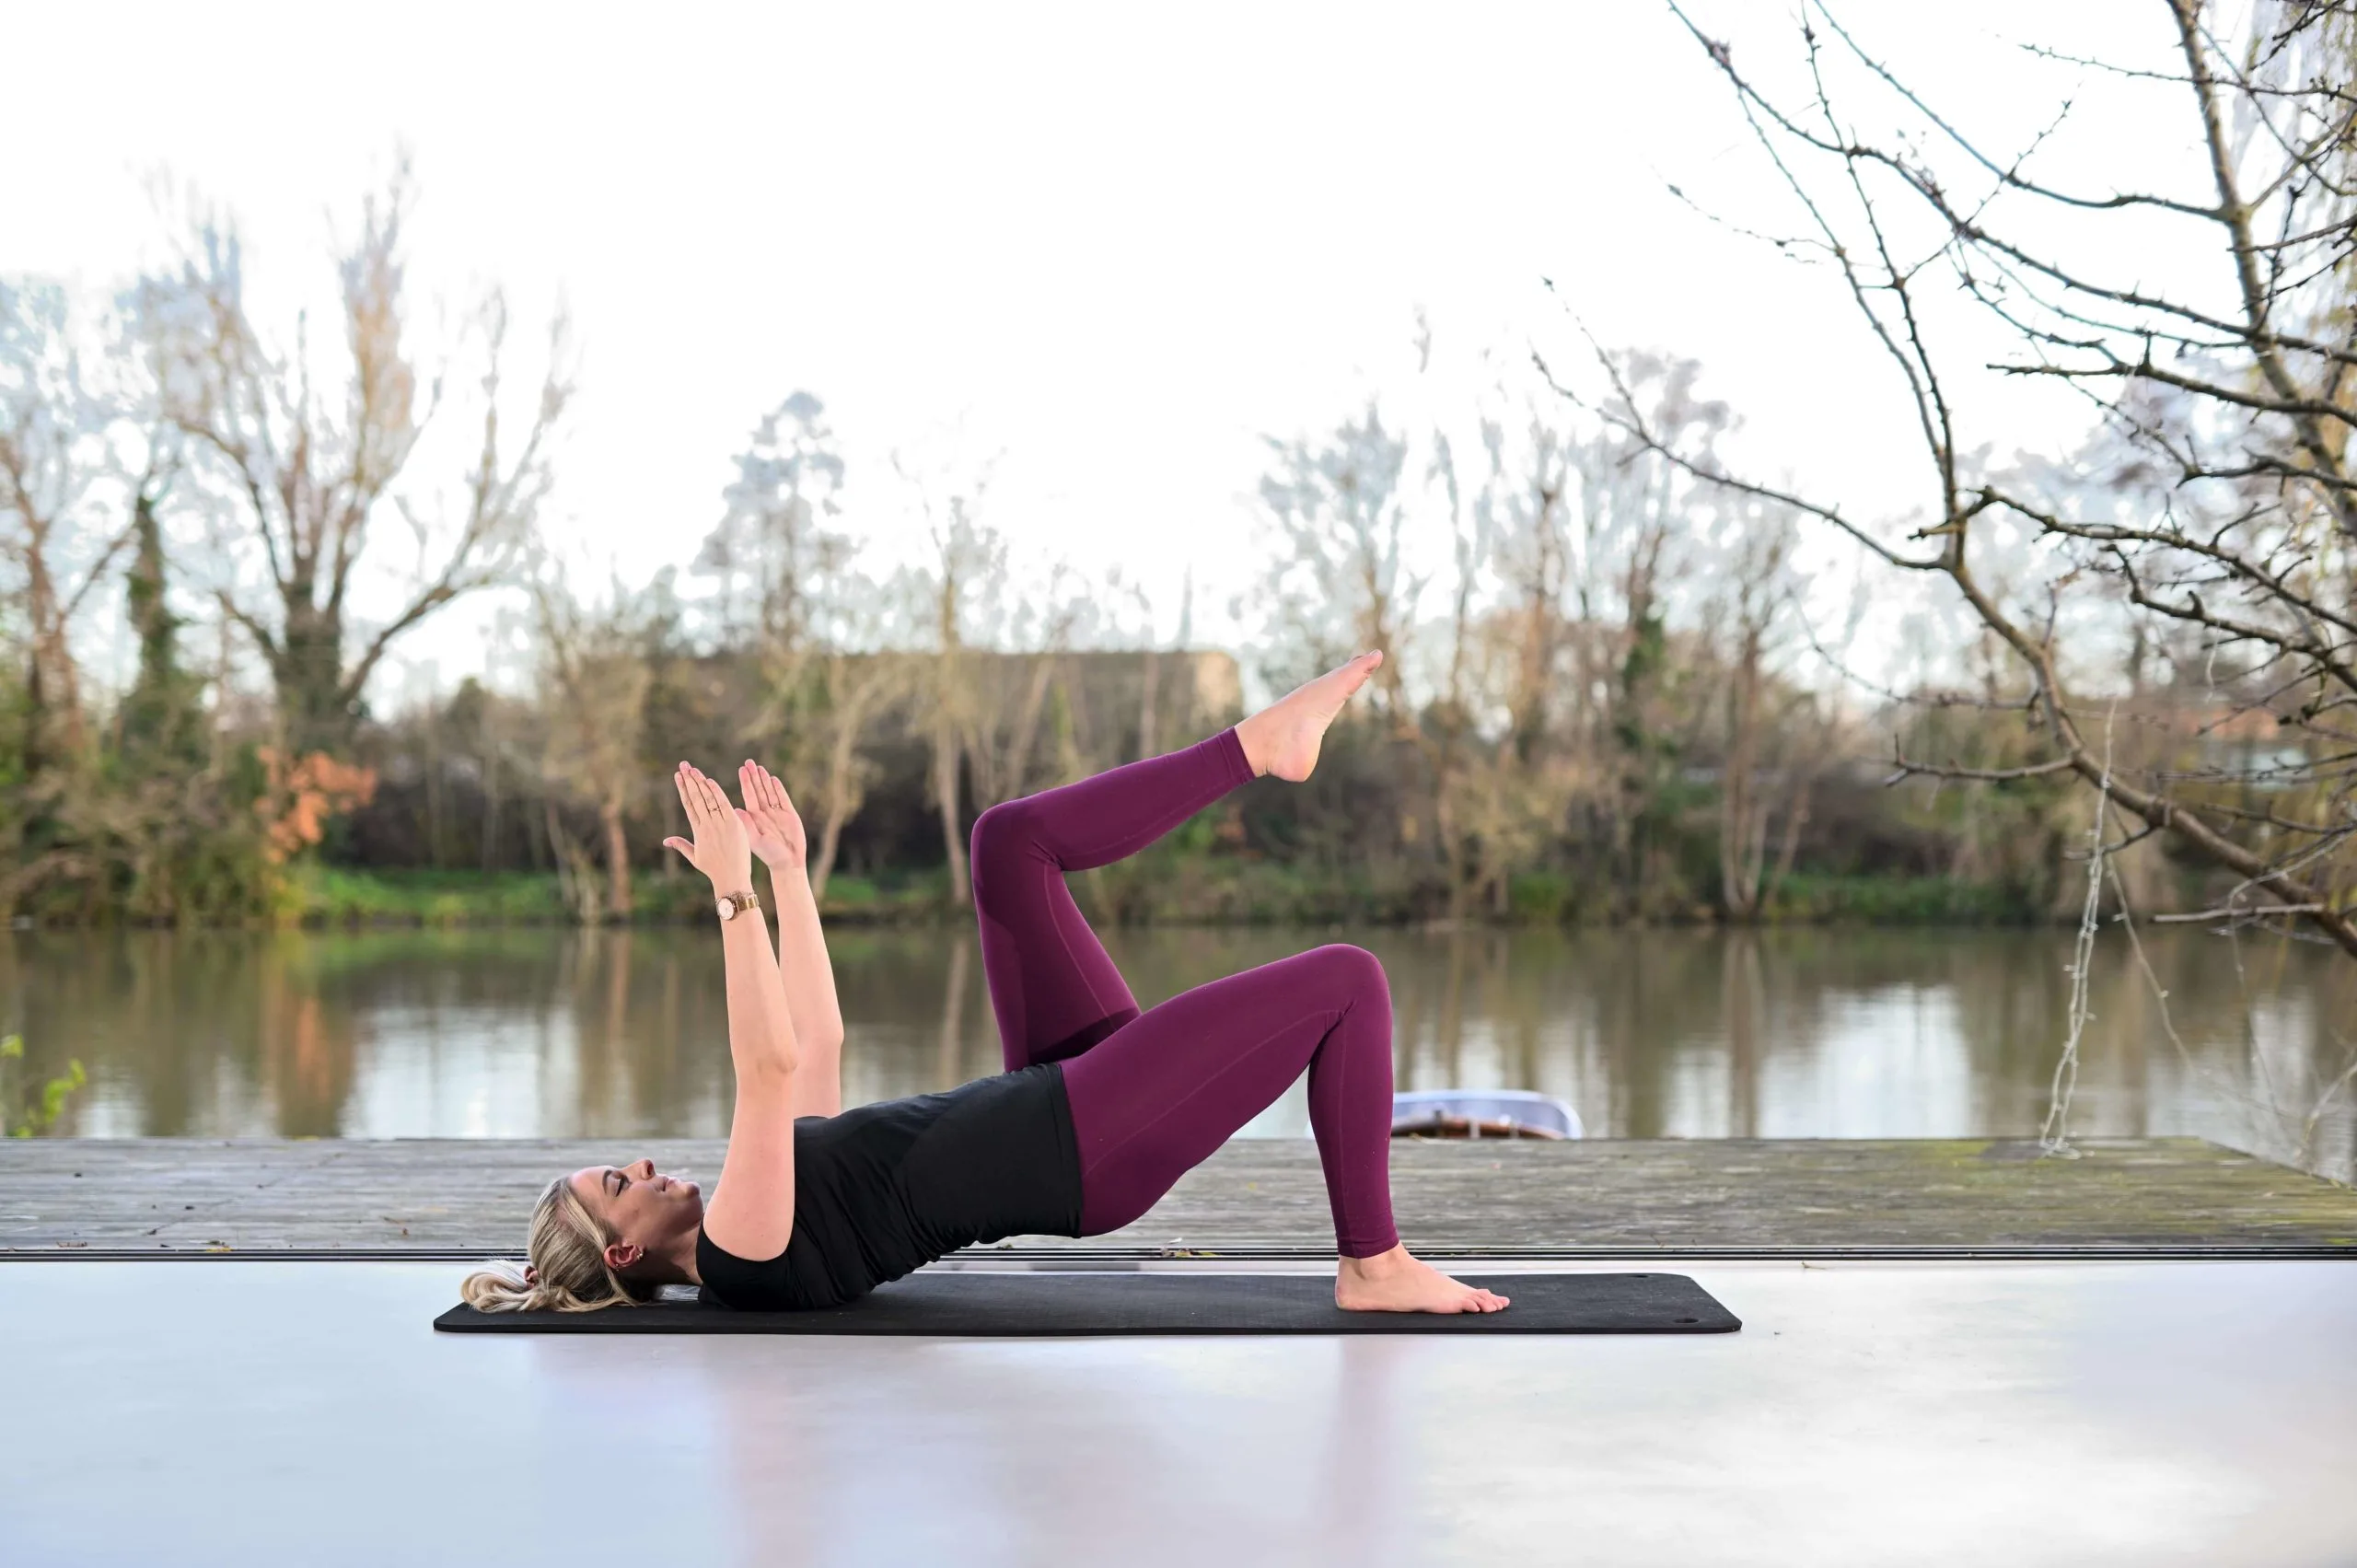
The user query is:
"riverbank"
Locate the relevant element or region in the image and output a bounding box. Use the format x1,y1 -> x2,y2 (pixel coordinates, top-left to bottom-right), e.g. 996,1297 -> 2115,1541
11,863 -> 2060,930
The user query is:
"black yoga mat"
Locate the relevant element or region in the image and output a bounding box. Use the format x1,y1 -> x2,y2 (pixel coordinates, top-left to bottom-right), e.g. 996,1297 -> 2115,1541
433,1271 -> 1739,1336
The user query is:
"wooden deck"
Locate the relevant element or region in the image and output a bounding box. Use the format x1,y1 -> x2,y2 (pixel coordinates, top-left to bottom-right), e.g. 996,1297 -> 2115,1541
6,1136 -> 2356,1260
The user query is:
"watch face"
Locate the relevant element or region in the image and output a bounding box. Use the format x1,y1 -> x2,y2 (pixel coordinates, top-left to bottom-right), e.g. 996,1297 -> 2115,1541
715,896 -> 735,920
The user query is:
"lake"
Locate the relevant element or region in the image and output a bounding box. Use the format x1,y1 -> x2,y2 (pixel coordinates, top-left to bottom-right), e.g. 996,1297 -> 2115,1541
6,924 -> 2352,1181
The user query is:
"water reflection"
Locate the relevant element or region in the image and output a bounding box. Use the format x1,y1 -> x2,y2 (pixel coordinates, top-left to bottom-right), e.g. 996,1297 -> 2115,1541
5,924 -> 2351,1179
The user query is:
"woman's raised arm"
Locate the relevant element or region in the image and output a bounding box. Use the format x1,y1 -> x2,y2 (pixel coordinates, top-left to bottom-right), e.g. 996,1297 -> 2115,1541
662,761 -> 799,1261
736,760 -> 845,1119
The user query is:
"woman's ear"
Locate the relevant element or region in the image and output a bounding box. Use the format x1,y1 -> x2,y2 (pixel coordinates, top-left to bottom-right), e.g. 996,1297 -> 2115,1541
604,1239 -> 644,1273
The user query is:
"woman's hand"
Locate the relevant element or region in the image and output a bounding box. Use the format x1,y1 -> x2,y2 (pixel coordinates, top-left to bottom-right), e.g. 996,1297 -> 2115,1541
735,760 -> 810,876
662,762 -> 755,891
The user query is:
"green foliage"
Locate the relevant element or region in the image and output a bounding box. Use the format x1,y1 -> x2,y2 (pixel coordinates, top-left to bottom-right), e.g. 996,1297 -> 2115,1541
1,1033 -> 87,1137
1614,610 -> 1669,750
290,866 -> 571,926
1505,870 -> 1574,920
4,743 -> 295,927
261,865 -> 956,928
116,492 -> 208,774
820,874 -> 880,909
1763,873 -> 2038,926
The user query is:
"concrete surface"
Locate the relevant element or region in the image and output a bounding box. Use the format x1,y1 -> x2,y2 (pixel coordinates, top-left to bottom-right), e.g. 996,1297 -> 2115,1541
2,1259 -> 2352,1566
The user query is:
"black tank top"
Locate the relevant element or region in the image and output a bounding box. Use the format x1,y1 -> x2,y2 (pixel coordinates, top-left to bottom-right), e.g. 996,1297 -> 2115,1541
694,1061 -> 1083,1311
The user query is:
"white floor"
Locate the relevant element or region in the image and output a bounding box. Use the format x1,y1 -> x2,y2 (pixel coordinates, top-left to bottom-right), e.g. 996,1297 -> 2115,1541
2,1259 -> 2351,1567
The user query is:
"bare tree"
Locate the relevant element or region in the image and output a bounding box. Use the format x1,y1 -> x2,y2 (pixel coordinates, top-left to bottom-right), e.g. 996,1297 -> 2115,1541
1423,403 -> 1583,917
141,166 -> 571,755
731,557 -> 911,903
532,563 -> 652,922
1713,496 -> 1806,922
1406,401 -> 1497,922
705,389 -> 877,897
1575,1 -> 2357,958
1556,353 -> 1732,912
968,574 -> 1086,807
0,282 -> 141,767
893,453 -> 1004,907
1121,573 -> 1165,764
1260,402 -> 1422,714
1487,410 -> 1574,768
802,650 -> 904,900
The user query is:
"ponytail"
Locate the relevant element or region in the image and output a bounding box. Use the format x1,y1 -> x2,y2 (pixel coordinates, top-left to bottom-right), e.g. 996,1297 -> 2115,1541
459,1175 -> 657,1314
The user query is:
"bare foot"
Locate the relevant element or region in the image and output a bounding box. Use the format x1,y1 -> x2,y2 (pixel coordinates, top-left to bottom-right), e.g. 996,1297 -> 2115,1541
1236,651 -> 1384,783
1335,1246 -> 1510,1314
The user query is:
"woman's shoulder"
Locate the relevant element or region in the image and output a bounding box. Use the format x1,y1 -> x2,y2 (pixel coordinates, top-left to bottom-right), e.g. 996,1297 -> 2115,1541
697,1219 -> 869,1312
697,1220 -> 785,1272
695,1221 -> 796,1308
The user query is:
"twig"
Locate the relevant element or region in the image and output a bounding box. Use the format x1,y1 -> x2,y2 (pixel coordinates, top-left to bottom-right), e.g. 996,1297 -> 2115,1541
2042,701 -> 2116,1157
2150,901 -> 2328,923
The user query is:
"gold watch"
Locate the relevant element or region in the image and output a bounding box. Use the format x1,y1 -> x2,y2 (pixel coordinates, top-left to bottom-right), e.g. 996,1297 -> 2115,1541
714,889 -> 761,922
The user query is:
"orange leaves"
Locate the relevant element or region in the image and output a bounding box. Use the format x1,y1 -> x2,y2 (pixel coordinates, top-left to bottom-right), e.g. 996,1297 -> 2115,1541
254,747 -> 378,865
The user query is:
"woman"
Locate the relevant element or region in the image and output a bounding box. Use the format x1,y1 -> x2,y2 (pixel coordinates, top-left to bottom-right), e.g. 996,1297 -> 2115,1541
462,652 -> 1509,1316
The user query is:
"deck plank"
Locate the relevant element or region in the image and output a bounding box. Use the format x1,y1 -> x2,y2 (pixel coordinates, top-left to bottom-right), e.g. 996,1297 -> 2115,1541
5,1137 -> 2354,1259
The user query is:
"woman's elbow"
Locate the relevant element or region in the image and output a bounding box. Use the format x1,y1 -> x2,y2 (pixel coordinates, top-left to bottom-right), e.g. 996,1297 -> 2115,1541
739,1051 -> 801,1086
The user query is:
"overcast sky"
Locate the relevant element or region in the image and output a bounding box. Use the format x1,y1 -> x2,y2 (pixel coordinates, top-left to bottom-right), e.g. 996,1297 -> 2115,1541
5,1 -> 2205,709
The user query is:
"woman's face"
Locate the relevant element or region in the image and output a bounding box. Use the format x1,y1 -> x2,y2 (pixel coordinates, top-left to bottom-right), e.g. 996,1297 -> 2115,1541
567,1157 -> 703,1272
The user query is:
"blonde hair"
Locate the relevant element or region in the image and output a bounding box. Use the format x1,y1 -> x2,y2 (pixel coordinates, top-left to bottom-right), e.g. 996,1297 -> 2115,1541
459,1174 -> 658,1314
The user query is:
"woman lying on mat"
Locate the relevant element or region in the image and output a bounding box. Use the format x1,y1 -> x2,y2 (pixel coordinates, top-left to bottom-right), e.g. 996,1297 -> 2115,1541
461,653 -> 1509,1317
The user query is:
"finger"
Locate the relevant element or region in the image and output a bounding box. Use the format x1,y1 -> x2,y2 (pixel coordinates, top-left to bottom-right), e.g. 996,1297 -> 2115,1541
735,807 -> 761,834
661,836 -> 696,864
694,768 -> 726,827
672,767 -> 701,824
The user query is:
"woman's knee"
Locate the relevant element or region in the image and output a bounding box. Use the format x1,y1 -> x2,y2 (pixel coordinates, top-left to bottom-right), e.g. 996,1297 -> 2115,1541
969,799 -> 1039,898
1301,943 -> 1388,1001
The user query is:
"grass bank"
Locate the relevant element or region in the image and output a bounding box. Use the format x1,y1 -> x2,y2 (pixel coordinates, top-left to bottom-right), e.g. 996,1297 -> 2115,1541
273,863 -> 2049,929
285,866 -> 952,927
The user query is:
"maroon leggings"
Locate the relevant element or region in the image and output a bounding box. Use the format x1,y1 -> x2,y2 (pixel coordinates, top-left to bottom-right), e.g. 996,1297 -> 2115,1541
968,727 -> 1400,1258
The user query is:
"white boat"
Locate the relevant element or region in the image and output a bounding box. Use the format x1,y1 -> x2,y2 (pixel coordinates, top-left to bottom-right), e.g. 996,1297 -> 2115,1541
1389,1088 -> 1584,1140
